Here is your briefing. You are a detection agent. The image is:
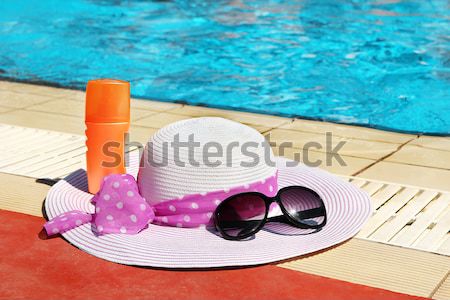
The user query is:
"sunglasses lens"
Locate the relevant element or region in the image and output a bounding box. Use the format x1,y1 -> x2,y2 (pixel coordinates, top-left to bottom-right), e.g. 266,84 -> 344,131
216,194 -> 266,239
279,187 -> 326,227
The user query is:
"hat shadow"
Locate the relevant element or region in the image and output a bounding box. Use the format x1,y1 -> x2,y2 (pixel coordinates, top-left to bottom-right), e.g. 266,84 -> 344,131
37,168 -> 89,193
63,169 -> 90,193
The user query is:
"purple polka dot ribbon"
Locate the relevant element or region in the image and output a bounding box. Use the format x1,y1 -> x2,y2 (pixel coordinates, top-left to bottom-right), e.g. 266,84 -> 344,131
44,172 -> 278,236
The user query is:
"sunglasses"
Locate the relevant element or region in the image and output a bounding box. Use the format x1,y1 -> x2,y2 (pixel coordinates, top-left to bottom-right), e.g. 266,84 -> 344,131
214,186 -> 327,240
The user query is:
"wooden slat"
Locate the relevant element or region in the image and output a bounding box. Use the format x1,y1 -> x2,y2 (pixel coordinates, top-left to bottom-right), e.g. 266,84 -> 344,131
361,181 -> 385,196
16,146 -> 86,175
3,142 -> 85,172
391,194 -> 450,247
0,126 -> 36,146
0,134 -> 79,160
37,160 -> 85,178
0,153 -> 41,169
369,190 -> 439,242
0,124 -> 26,139
437,236 -> 450,256
357,188 -> 419,238
46,162 -> 86,179
28,157 -> 84,178
0,138 -> 83,173
0,131 -> 57,163
350,178 -> 367,188
0,130 -> 38,151
371,184 -> 402,210
344,174 -> 450,195
413,208 -> 450,252
2,129 -> 54,151
0,124 -> 85,178
43,138 -> 84,153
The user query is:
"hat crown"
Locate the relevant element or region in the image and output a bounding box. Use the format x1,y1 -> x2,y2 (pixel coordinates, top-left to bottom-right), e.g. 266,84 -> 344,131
138,117 -> 276,205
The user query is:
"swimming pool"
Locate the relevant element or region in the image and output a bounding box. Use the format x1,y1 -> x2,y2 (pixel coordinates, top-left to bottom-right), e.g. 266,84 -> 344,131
0,0 -> 449,135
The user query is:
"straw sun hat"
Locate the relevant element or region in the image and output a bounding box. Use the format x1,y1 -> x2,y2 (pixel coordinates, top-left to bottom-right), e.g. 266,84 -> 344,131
44,117 -> 371,268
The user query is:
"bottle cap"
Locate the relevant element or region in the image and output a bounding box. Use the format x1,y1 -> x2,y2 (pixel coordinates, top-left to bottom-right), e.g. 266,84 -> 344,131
85,79 -> 130,123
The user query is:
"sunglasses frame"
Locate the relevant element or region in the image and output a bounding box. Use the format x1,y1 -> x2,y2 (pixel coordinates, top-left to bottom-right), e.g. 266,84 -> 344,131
214,186 -> 328,241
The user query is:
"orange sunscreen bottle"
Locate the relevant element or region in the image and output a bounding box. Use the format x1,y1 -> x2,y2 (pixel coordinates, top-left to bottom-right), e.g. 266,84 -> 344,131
85,79 -> 130,194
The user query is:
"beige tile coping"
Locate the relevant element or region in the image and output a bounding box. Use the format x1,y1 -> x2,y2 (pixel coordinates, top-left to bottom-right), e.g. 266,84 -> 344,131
358,161 -> 450,192
0,110 -> 85,135
0,105 -> 15,113
272,147 -> 375,176
0,80 -> 24,91
26,99 -> 159,122
278,238 -> 450,298
135,111 -> 271,133
0,109 -> 161,144
128,126 -> 158,145
266,128 -> 402,160
280,118 -> 416,144
169,105 -> 291,128
386,145 -> 450,170
134,112 -> 192,128
31,89 -> 183,113
0,80 -> 183,111
0,89 -> 60,109
130,98 -> 182,112
27,99 -> 86,117
410,136 -> 450,152
0,81 -> 77,99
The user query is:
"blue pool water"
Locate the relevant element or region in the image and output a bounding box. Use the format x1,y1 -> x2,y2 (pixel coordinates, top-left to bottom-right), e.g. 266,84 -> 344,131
0,0 -> 449,135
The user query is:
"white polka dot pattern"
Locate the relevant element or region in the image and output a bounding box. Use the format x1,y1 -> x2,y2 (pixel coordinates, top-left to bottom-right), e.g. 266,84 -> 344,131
43,210 -> 91,235
148,172 -> 277,228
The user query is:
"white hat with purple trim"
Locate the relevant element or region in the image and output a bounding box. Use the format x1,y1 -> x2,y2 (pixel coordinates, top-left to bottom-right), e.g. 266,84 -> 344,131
44,117 -> 372,268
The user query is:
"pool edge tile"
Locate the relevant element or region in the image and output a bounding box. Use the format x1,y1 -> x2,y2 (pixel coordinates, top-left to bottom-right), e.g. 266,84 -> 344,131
385,144 -> 450,169
266,128 -> 403,160
280,118 -> 417,144
357,161 -> 450,192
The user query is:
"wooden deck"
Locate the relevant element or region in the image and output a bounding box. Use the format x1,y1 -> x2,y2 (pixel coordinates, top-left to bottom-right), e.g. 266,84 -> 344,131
0,80 -> 449,299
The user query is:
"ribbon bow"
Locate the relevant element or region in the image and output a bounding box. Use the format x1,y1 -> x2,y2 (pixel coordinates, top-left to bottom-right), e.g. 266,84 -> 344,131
44,174 -> 155,236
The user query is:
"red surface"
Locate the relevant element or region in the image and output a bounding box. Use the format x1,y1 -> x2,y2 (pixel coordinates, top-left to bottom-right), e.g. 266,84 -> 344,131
0,210 -> 426,300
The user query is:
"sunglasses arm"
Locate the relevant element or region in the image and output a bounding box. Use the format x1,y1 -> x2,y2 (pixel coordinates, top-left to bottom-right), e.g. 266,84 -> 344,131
293,206 -> 326,220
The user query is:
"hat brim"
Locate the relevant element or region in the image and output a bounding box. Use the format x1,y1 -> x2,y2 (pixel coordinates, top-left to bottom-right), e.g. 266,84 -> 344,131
44,153 -> 372,268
